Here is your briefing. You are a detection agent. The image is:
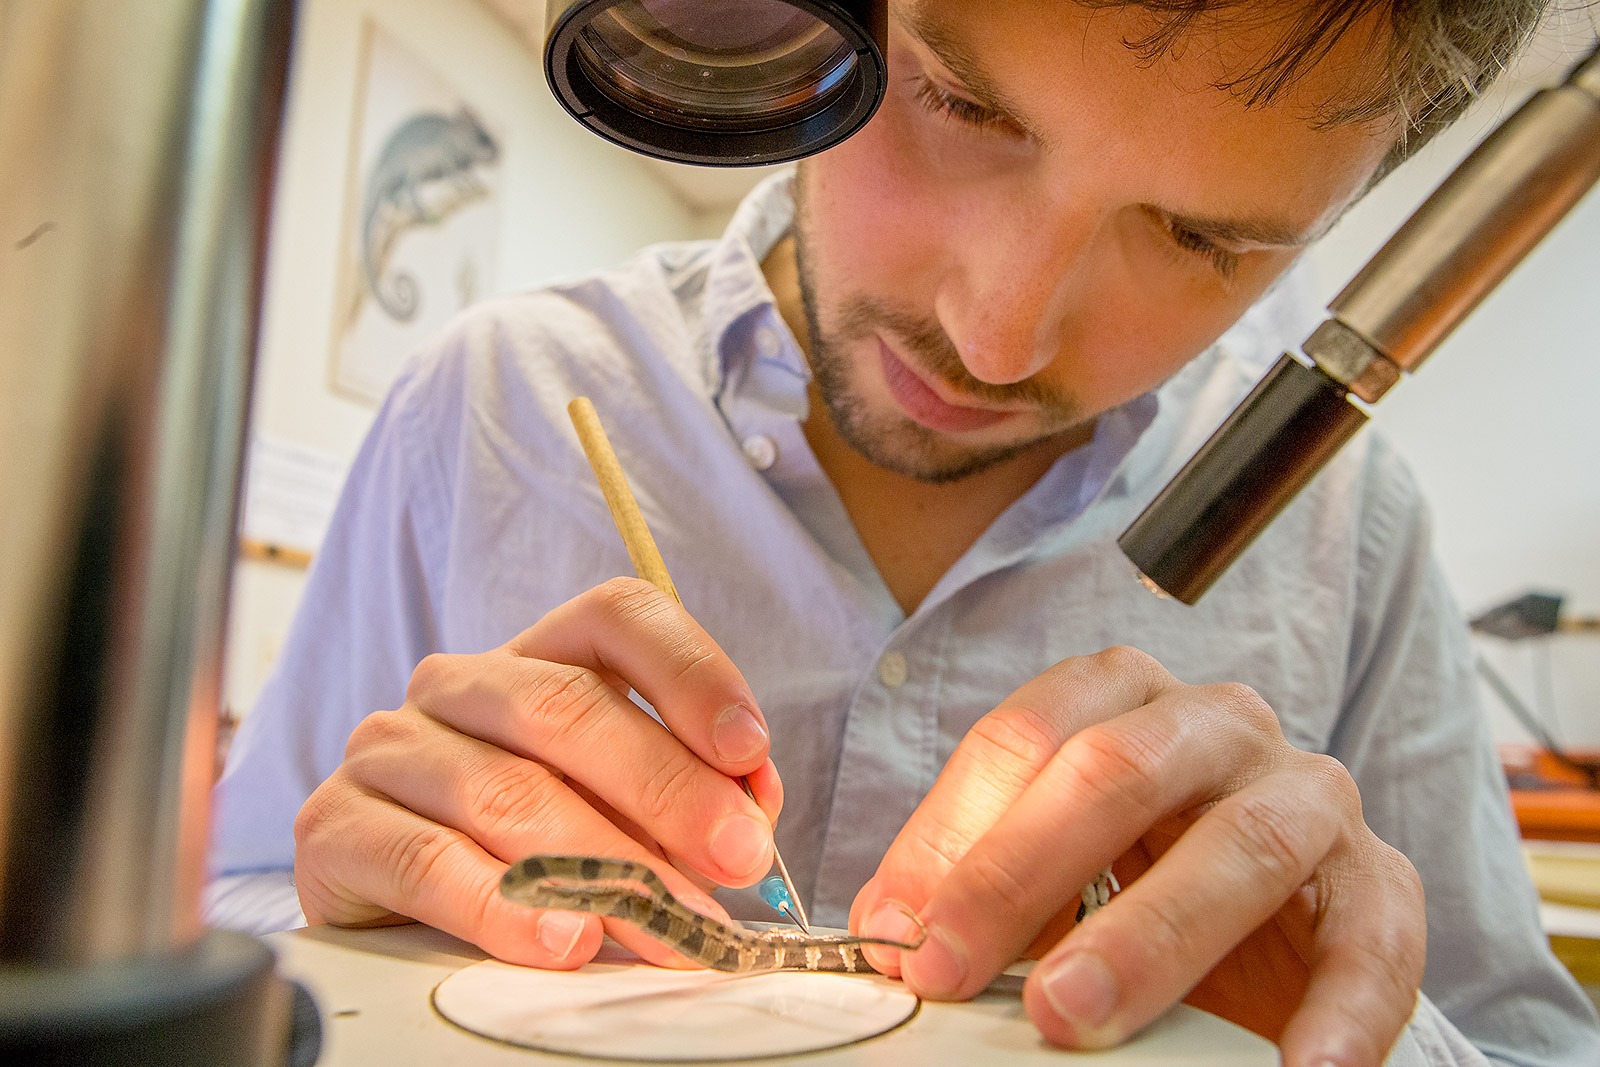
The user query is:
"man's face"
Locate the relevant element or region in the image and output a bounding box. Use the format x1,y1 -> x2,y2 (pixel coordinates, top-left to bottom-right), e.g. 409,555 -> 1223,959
792,0 -> 1397,484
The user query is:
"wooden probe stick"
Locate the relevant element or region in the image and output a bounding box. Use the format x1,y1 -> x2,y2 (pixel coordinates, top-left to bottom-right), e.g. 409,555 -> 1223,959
567,397 -> 681,604
565,396 -> 811,932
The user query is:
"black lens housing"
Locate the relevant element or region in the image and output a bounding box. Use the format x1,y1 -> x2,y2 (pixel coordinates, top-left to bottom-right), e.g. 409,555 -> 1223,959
1118,355 -> 1369,605
545,0 -> 888,166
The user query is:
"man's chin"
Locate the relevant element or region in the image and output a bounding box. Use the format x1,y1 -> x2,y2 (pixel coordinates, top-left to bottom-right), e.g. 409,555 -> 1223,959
832,410 -> 1048,485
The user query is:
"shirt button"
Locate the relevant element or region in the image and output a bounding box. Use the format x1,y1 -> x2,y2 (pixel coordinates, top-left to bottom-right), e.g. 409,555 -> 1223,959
742,434 -> 778,471
877,652 -> 908,688
756,329 -> 780,357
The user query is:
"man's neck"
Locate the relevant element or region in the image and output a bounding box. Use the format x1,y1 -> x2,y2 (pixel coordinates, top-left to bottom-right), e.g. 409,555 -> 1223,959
764,239 -> 1090,616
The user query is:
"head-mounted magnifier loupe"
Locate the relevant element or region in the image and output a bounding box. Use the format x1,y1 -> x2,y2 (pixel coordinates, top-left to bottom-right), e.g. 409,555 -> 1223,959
545,0 -> 888,166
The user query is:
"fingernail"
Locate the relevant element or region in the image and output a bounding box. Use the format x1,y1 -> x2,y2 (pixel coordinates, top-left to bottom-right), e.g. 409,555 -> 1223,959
903,924 -> 968,998
866,899 -> 921,945
537,910 -> 587,961
1040,951 -> 1119,1038
862,899 -> 920,971
712,704 -> 768,764
710,813 -> 771,880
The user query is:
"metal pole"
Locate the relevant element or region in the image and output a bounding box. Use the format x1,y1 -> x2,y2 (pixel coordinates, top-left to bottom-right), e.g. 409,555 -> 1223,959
0,0 -> 300,1060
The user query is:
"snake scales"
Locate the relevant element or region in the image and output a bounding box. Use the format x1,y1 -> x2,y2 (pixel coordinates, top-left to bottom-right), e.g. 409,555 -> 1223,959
501,855 -> 1118,975
500,855 -> 925,973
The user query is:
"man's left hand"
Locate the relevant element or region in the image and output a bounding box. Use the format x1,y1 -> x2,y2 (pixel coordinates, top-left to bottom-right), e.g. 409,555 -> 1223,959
848,646 -> 1425,1067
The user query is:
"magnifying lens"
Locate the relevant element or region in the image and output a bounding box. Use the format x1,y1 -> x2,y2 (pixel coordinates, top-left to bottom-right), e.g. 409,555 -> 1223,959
545,0 -> 888,166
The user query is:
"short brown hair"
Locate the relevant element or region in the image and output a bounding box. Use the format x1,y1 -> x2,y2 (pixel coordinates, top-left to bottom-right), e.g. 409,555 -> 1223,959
1083,1 -> 1551,167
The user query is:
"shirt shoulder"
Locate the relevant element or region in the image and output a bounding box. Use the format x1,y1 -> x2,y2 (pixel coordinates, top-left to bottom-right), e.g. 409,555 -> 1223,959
385,238 -> 726,451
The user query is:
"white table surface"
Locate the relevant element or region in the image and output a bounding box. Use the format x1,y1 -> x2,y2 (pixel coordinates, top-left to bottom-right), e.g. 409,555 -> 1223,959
267,924 -> 1276,1065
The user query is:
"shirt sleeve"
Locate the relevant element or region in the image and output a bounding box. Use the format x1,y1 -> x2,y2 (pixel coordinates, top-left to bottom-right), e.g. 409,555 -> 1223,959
1331,440 -> 1600,1067
207,355 -> 457,922
1385,995 -> 1492,1067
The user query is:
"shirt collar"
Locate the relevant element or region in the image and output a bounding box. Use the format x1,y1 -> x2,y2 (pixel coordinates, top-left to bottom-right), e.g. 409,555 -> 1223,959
705,171 -> 802,387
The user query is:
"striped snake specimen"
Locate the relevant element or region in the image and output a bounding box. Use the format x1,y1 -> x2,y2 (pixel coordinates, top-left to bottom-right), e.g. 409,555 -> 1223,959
500,855 -> 1118,975
500,855 -> 924,973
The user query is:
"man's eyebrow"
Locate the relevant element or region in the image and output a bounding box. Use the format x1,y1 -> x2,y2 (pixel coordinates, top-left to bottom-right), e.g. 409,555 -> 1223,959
899,10 -> 1337,250
898,9 -> 1049,143
1163,209 -> 1326,249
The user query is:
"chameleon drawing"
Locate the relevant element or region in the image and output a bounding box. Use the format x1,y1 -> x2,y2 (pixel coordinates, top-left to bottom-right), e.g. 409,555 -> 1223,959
358,106 -> 498,323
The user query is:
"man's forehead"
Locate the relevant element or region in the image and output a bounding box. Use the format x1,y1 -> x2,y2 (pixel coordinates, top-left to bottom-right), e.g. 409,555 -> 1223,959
895,0 -> 1401,128
891,0 -> 1398,237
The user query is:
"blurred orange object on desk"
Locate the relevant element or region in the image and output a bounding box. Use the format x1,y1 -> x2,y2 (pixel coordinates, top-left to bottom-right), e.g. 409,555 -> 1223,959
1502,744 -> 1600,843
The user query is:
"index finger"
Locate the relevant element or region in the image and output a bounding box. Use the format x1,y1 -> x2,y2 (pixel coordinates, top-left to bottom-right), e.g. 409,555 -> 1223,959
509,577 -> 774,782
851,648 -> 1175,965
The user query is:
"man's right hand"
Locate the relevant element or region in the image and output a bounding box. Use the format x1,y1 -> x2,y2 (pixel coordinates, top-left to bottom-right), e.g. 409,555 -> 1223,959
291,577 -> 781,969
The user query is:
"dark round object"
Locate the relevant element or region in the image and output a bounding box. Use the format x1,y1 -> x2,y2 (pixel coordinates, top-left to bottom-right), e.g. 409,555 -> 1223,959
546,0 -> 887,166
0,929 -> 309,1066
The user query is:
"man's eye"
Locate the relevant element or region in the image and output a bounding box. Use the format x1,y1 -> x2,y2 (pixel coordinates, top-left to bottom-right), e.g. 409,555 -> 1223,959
1165,220 -> 1242,280
912,77 -> 1009,131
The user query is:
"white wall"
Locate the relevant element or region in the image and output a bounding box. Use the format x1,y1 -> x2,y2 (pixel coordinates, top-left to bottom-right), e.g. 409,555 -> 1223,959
1304,15 -> 1600,746
224,0 -> 703,719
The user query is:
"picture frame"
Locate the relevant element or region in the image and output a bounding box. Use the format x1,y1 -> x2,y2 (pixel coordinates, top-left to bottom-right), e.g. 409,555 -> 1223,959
329,18 -> 504,405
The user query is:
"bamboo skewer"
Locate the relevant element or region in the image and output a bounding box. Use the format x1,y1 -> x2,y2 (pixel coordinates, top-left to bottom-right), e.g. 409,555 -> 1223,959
566,396 -> 811,933
567,397 -> 680,604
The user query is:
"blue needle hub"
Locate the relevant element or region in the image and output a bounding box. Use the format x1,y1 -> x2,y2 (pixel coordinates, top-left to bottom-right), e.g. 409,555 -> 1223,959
758,875 -> 801,926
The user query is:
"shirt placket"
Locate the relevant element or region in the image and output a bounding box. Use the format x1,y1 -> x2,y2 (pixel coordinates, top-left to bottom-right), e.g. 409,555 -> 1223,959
809,610 -> 952,927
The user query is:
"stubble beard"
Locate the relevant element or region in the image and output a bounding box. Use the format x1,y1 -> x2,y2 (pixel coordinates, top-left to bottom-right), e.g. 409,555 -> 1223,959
790,192 -> 1086,486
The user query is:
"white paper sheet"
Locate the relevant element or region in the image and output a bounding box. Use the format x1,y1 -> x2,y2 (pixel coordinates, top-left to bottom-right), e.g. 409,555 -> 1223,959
238,432 -> 347,554
433,958 -> 920,1061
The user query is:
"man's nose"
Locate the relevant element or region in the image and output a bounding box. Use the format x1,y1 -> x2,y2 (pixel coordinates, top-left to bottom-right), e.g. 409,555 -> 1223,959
933,203 -> 1095,386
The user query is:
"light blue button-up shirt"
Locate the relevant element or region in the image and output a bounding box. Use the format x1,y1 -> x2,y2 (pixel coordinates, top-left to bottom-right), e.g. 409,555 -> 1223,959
212,175 -> 1598,1066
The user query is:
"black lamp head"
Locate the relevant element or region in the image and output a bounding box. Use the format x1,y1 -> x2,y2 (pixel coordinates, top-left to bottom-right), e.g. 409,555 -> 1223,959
545,0 -> 888,166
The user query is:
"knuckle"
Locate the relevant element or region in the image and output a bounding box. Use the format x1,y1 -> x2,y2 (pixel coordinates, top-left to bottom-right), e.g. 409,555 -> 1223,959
959,848 -> 1039,915
666,643 -> 721,688
587,578 -> 717,682
1205,681 -> 1277,733
345,708 -> 413,756
1090,644 -> 1162,681
636,755 -> 702,826
509,662 -> 610,736
406,652 -> 457,701
1303,752 -> 1364,814
1118,890 -> 1204,963
969,706 -> 1062,771
1346,913 -> 1426,995
1060,719 -> 1176,810
589,576 -> 670,623
461,871 -> 503,944
293,781 -> 347,847
383,823 -> 456,903
1215,792 -> 1316,885
1373,840 -> 1428,926
889,816 -> 977,889
469,760 -> 563,834
1391,848 -> 1426,908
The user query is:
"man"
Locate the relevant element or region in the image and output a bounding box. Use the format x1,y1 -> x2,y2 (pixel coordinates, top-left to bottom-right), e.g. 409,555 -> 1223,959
211,2 -> 1600,1065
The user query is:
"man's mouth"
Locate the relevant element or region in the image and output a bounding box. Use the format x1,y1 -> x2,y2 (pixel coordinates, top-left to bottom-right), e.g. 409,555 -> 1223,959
876,338 -> 1014,434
